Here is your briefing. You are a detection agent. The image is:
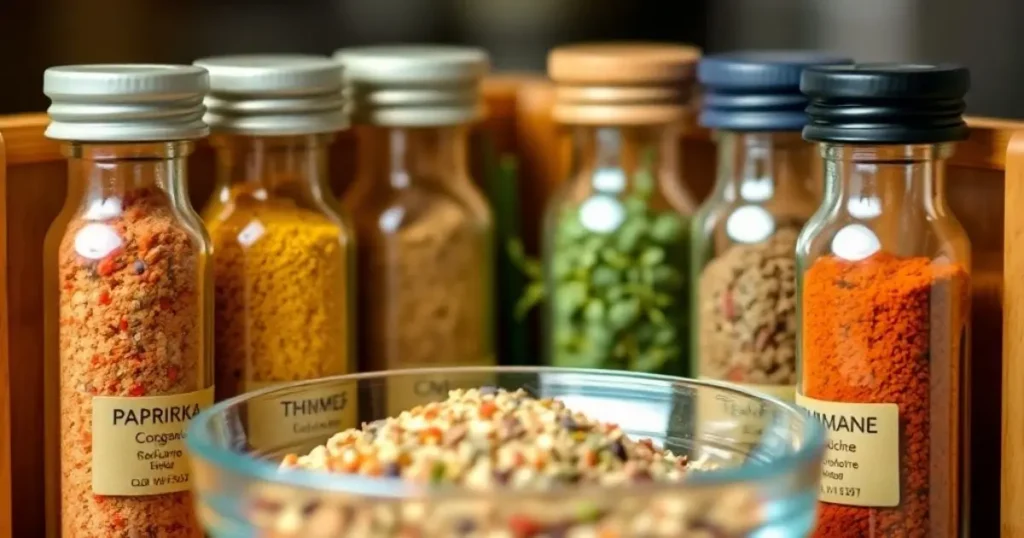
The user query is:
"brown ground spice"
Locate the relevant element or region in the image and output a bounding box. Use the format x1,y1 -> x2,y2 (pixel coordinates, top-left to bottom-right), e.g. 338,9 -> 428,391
58,187 -> 204,537
697,227 -> 799,386
355,200 -> 491,370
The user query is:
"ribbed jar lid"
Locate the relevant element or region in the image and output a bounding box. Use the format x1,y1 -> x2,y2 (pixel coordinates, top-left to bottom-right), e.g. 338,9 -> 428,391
801,63 -> 970,144
547,42 -> 701,125
698,50 -> 852,131
44,64 -> 209,142
333,45 -> 489,127
193,54 -> 346,136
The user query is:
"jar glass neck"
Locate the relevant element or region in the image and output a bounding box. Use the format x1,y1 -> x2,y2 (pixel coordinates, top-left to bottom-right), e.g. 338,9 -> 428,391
712,131 -> 815,202
211,134 -> 334,198
570,124 -> 679,192
354,125 -> 470,188
822,143 -> 951,215
65,141 -> 193,202
819,143 -> 954,258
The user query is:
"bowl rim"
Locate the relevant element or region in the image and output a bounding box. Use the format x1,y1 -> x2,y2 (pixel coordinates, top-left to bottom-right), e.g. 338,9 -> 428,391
186,366 -> 825,500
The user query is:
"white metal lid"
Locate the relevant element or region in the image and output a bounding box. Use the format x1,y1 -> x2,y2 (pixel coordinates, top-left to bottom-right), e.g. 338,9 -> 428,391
333,45 -> 489,127
44,64 -> 210,142
193,54 -> 347,136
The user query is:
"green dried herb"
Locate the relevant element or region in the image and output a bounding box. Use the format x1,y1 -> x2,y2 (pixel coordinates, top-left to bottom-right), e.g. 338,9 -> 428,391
545,149 -> 690,374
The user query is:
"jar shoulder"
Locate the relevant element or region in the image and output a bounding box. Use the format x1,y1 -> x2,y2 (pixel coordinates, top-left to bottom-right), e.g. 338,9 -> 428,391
55,190 -> 211,260
343,175 -> 492,237
796,213 -> 972,269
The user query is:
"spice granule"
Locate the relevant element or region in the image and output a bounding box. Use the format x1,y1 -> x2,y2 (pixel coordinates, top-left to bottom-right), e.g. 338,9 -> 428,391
59,187 -> 205,537
207,196 -> 352,397
802,252 -> 969,538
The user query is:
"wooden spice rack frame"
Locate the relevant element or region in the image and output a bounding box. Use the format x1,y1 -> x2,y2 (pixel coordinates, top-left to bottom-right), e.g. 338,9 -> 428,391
0,74 -> 1020,537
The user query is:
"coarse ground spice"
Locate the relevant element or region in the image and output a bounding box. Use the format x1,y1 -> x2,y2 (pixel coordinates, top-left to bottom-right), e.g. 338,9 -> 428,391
251,387 -> 767,537
801,252 -> 969,538
206,194 -> 352,398
281,387 -> 703,487
353,199 -> 491,372
697,227 -> 799,386
58,187 -> 205,537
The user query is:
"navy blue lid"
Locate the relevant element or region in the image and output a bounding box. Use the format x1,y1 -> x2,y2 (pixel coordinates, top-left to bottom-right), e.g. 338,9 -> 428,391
698,50 -> 852,131
801,63 -> 970,144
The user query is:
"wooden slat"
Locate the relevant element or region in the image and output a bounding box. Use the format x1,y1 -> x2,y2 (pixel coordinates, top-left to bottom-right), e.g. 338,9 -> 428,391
1002,132 -> 1024,537
0,114 -> 59,166
0,128 -> 11,538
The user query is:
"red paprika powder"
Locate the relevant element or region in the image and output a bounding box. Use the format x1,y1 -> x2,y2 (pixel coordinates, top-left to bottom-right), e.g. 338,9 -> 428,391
801,252 -> 969,538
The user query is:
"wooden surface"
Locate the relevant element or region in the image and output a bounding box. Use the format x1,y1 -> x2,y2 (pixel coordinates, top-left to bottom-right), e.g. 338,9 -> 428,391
0,129 -> 11,538
1002,131 -> 1024,538
0,81 -> 1018,537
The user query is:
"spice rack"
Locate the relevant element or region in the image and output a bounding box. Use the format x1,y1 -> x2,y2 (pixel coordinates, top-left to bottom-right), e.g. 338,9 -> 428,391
0,74 -> 1016,537
1002,130 -> 1024,538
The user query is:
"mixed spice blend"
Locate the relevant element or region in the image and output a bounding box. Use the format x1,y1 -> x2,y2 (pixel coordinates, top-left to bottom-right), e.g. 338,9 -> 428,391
249,387 -> 763,537
697,227 -> 801,387
58,188 -> 208,537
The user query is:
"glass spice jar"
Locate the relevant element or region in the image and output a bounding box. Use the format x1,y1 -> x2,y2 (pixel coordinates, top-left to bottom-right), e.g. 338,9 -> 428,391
193,55 -> 357,447
795,64 -> 972,537
334,46 -> 495,414
42,65 -> 213,538
542,43 -> 701,375
691,51 -> 849,400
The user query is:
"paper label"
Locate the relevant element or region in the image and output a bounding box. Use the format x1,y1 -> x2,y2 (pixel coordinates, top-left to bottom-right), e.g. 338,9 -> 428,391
92,386 -> 214,496
386,364 -> 495,416
246,380 -> 358,451
796,392 -> 900,507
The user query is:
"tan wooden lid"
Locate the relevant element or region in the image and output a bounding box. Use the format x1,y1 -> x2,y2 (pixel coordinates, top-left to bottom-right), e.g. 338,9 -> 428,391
547,42 -> 701,125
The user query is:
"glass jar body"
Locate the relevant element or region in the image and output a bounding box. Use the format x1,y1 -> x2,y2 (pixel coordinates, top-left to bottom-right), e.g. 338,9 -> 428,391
203,134 -> 355,400
44,141 -> 213,538
542,125 -> 696,375
343,125 -> 495,413
691,131 -> 817,397
795,143 -> 971,537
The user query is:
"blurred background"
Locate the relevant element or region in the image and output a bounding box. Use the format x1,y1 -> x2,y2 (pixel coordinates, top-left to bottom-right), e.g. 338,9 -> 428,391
1,0 -> 1020,117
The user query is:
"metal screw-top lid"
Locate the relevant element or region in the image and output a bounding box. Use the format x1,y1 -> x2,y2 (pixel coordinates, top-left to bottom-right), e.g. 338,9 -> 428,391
333,45 -> 489,127
548,42 -> 701,125
698,51 -> 852,131
44,64 -> 209,142
193,54 -> 346,136
801,63 -> 970,144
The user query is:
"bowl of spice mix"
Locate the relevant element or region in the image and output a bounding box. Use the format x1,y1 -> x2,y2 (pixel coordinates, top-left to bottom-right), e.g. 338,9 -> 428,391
186,367 -> 825,537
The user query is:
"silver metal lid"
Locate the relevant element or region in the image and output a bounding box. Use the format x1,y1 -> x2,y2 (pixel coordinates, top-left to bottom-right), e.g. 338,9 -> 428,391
44,64 -> 210,142
194,54 -> 346,136
333,45 -> 489,127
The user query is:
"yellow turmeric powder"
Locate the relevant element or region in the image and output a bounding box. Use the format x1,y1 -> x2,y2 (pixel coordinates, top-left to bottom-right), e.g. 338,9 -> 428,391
205,193 -> 353,400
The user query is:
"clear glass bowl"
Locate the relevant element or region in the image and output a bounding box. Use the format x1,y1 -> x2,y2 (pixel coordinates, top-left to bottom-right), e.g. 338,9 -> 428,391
187,367 -> 824,537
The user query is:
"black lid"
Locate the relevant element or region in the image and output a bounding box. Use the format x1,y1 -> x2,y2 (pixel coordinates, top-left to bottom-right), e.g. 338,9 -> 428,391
800,63 -> 970,144
698,50 -> 852,131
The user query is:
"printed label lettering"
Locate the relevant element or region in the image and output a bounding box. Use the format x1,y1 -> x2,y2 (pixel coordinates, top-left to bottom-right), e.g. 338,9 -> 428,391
246,380 -> 358,450
696,379 -> 794,446
92,386 -> 214,496
386,363 -> 495,415
795,392 -> 900,507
